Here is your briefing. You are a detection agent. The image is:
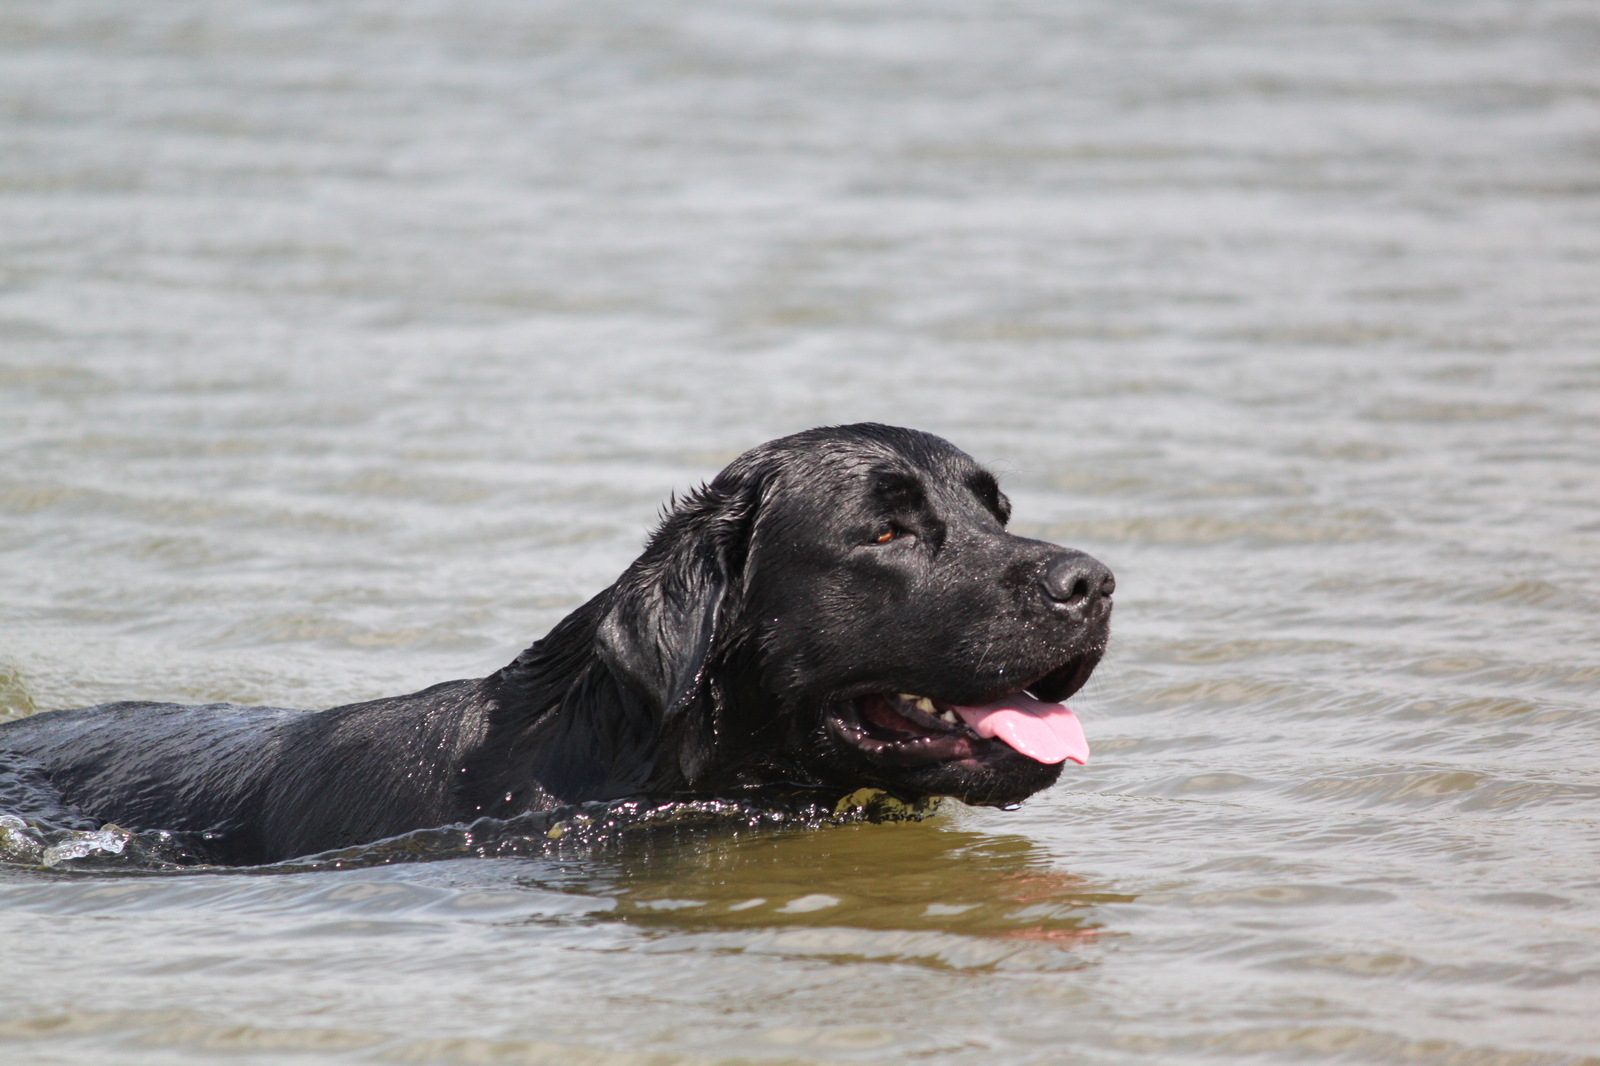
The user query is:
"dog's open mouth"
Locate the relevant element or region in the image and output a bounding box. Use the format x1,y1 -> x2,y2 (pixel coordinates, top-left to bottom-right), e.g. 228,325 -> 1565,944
829,653 -> 1099,769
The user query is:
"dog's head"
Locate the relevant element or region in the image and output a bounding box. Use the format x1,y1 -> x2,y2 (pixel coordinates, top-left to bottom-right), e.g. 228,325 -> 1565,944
596,423 -> 1112,808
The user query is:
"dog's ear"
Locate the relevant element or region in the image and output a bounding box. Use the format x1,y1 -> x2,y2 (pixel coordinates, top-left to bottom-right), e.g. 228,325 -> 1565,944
595,469 -> 763,724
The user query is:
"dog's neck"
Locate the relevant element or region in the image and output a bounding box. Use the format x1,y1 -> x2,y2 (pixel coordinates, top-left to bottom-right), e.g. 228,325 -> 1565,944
469,592 -> 812,816
469,595 -> 699,812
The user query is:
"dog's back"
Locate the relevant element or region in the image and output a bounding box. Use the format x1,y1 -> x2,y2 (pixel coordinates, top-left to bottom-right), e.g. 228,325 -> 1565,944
0,701 -> 295,862
0,680 -> 491,864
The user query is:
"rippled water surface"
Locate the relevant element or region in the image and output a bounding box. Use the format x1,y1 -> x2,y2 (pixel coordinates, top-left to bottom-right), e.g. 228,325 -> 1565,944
4,1 -> 1600,1063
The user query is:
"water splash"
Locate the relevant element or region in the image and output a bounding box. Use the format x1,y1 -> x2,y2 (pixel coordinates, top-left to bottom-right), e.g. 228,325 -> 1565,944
269,790 -> 940,874
0,814 -> 215,870
0,790 -> 940,874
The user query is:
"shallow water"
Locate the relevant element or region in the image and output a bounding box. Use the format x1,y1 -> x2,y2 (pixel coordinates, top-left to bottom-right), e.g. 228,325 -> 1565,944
3,0 -> 1600,1063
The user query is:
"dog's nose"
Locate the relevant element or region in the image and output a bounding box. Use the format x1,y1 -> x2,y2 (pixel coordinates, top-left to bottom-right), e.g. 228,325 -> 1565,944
1040,552 -> 1115,609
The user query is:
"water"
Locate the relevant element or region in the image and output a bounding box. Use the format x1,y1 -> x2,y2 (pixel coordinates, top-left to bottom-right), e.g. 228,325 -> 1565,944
2,0 -> 1599,1062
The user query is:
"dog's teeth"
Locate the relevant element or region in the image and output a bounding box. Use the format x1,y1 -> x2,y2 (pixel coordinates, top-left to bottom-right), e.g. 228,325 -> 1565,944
898,693 -> 918,702
914,697 -> 936,715
938,709 -> 957,723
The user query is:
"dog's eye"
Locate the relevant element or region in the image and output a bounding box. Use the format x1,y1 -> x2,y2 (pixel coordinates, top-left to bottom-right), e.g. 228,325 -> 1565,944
871,524 -> 905,545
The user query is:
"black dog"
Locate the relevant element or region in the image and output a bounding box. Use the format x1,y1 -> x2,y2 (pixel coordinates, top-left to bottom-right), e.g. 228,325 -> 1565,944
0,424 -> 1113,865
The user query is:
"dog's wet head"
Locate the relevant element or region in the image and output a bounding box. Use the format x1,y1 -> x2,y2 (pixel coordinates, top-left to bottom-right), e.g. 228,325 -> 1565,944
598,423 -> 1113,809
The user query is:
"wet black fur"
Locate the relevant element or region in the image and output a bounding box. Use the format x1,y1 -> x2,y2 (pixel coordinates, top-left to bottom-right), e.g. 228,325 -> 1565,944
0,424 -> 1112,865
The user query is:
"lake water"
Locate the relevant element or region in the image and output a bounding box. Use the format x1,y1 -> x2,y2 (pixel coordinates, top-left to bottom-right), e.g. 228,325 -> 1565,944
3,1 -> 1599,1063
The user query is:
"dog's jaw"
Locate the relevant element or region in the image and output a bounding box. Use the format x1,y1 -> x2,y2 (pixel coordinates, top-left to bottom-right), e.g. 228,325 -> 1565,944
793,640 -> 1102,808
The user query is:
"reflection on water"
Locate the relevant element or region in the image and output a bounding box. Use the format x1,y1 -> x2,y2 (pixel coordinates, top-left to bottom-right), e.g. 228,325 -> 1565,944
0,818 -> 1129,1063
593,820 -> 1129,970
3,0 -> 1600,1063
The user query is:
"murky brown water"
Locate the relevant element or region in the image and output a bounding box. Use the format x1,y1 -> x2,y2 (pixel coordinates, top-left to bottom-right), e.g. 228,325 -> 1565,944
3,1 -> 1600,1063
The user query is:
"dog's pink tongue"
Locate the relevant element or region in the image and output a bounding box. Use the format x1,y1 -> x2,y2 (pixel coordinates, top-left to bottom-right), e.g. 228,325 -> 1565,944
951,694 -> 1089,765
